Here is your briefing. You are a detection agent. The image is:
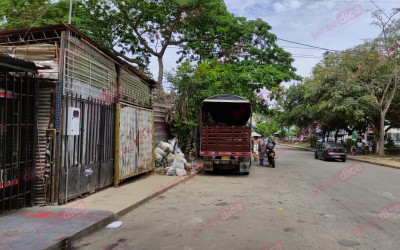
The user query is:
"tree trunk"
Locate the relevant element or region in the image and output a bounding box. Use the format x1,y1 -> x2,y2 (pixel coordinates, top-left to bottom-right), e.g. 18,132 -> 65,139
378,112 -> 386,156
335,130 -> 339,142
157,56 -> 164,88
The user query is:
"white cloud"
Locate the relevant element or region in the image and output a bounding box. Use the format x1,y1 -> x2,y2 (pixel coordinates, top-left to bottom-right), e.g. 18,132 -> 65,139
273,0 -> 304,13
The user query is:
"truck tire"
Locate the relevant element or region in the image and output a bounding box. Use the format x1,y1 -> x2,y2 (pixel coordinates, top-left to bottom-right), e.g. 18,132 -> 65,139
243,172 -> 249,175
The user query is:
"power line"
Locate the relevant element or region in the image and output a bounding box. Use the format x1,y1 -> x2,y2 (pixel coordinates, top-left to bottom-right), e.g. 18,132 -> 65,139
369,0 -> 390,19
277,38 -> 340,52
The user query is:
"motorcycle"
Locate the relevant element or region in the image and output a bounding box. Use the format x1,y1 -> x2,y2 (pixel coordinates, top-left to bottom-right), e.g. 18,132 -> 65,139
266,142 -> 276,168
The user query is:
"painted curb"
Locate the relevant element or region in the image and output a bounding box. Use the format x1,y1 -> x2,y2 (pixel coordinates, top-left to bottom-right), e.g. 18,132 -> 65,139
45,213 -> 116,250
51,170 -> 204,249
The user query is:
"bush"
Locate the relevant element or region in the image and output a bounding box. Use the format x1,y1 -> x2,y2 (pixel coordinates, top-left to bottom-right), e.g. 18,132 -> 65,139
385,137 -> 396,149
344,139 -> 356,152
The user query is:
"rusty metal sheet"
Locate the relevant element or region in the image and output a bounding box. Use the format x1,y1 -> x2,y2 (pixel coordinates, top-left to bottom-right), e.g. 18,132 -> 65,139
118,104 -> 138,180
137,108 -> 153,173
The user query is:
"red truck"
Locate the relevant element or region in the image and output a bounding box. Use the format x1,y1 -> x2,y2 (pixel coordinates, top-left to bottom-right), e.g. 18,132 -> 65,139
200,95 -> 252,175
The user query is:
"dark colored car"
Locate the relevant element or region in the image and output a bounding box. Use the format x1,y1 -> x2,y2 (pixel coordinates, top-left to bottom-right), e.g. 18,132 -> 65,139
315,142 -> 347,162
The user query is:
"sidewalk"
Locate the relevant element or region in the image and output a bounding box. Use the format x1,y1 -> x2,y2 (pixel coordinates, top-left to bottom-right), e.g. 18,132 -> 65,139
0,169 -> 203,250
280,143 -> 400,169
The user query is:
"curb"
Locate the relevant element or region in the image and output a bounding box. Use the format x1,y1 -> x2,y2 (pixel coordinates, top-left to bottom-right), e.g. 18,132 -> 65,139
280,144 -> 400,170
54,170 -> 204,249
46,213 -> 116,250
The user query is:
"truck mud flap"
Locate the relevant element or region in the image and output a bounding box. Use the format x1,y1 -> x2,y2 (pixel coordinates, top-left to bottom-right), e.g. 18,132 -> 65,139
239,161 -> 250,172
204,161 -> 213,171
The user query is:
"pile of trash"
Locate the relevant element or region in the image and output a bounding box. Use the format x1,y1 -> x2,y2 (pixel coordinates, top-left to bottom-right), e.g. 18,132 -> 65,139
155,138 -> 193,176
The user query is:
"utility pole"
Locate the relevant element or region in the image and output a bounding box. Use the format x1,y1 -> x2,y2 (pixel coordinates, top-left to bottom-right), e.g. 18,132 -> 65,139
68,0 -> 73,24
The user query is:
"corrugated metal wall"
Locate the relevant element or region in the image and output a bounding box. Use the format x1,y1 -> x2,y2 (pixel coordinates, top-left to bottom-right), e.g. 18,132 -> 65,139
120,69 -> 150,106
118,103 -> 138,180
153,102 -> 170,143
62,35 -> 117,99
118,104 -> 154,180
59,95 -> 114,202
137,108 -> 153,173
34,82 -> 56,206
59,33 -> 116,202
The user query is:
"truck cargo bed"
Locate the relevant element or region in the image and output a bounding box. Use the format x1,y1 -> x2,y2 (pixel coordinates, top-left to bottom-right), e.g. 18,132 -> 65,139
200,126 -> 251,153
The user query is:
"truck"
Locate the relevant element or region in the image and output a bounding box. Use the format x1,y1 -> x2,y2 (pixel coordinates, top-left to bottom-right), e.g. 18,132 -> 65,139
199,94 -> 252,175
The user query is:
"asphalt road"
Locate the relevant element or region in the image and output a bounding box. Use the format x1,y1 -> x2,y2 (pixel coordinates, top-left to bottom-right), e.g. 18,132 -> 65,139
72,146 -> 400,250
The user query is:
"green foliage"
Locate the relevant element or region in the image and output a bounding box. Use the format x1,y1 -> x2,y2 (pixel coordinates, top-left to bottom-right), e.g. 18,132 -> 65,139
385,137 -> 396,149
344,139 -> 356,151
257,123 -> 267,136
256,120 -> 279,137
168,49 -> 299,147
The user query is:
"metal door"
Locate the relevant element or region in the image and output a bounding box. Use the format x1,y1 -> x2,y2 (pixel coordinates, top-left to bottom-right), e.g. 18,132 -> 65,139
59,94 -> 114,202
137,108 -> 153,173
118,103 -> 138,180
0,74 -> 36,214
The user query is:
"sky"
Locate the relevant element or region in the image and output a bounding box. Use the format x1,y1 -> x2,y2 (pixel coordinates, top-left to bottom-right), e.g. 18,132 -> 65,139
148,0 -> 400,91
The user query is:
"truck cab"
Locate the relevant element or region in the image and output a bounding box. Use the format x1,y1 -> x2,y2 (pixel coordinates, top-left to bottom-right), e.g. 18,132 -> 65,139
200,95 -> 252,175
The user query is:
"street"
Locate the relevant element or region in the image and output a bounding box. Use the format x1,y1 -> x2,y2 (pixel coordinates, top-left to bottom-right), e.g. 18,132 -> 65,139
72,146 -> 400,250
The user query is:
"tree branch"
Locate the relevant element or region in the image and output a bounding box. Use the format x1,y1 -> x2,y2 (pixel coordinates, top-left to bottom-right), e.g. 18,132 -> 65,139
112,49 -> 145,68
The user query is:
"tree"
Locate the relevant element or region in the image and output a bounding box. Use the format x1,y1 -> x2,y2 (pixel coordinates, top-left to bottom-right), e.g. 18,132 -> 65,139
349,9 -> 400,155
1,0 -> 301,89
167,47 -> 300,150
279,82 -> 314,129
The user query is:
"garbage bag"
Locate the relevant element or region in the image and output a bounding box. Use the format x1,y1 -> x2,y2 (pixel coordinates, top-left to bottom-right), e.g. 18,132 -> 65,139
167,154 -> 175,165
173,156 -> 187,164
176,169 -> 187,177
155,147 -> 166,157
171,160 -> 184,170
166,167 -> 175,176
155,153 -> 163,163
159,141 -> 173,152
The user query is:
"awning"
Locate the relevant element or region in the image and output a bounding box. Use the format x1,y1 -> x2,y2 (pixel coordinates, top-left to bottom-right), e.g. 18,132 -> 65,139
252,132 -> 261,137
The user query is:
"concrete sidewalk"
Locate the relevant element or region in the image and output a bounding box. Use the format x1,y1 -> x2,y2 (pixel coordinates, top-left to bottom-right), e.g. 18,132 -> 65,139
0,169 -> 204,250
280,143 -> 400,169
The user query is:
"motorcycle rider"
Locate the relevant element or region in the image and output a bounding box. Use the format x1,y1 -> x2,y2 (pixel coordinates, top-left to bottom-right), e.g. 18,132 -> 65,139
266,139 -> 276,167
258,135 -> 268,167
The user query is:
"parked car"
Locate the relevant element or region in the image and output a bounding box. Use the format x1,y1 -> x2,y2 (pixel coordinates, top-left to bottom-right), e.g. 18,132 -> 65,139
317,136 -> 323,142
301,136 -> 309,142
315,142 -> 347,162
